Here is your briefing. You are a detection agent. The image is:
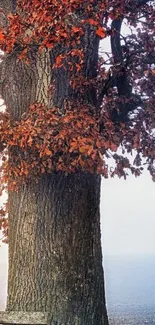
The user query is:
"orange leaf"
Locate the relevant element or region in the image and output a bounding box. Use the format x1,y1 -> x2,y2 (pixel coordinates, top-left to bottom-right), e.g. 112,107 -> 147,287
87,18 -> 98,26
44,148 -> 52,155
75,63 -> 81,71
72,26 -> 83,34
54,54 -> 64,68
0,31 -> 4,41
79,146 -> 86,153
27,136 -> 33,146
96,27 -> 106,38
46,42 -> 54,49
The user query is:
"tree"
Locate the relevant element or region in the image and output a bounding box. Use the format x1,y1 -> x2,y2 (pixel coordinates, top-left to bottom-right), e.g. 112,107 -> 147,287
0,0 -> 154,324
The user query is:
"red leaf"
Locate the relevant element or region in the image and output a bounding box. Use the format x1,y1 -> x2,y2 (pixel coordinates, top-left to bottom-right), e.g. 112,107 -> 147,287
44,148 -> 52,155
0,31 -> 4,41
96,27 -> 106,38
87,19 -> 98,26
72,26 -> 83,34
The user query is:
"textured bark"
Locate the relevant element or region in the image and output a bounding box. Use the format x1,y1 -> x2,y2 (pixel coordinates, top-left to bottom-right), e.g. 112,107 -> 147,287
0,48 -> 50,120
0,1 -> 109,324
7,173 -> 108,325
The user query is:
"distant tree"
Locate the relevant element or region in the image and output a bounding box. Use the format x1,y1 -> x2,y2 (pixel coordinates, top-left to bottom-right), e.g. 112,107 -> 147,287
0,1 -> 154,324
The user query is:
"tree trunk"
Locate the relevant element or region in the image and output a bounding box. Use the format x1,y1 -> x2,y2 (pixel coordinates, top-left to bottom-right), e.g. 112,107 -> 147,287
7,172 -> 108,325
0,1 -> 109,324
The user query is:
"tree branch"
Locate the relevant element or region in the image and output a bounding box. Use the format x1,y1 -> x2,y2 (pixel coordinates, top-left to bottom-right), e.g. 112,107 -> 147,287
136,0 -> 154,7
111,18 -> 123,64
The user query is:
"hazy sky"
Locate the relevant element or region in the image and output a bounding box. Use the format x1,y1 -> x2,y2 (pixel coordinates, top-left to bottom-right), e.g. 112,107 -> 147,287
101,170 -> 155,256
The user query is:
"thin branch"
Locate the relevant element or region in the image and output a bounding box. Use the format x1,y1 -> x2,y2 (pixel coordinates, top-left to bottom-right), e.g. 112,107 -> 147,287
136,0 -> 154,7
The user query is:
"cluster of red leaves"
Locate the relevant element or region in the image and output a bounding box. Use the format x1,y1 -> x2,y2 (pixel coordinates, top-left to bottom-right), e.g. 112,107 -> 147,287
0,0 -> 106,56
0,100 -> 149,187
0,103 -> 119,185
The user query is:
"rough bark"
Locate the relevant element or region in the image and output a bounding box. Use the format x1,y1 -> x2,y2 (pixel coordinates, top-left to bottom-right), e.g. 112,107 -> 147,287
7,173 -> 108,325
0,1 -> 109,324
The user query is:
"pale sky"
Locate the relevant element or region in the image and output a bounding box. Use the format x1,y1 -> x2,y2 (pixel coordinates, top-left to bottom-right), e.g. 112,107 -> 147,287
101,170 -> 155,256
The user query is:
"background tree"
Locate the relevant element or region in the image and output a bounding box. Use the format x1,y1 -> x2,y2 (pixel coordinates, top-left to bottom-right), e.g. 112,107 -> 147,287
0,1 -> 154,325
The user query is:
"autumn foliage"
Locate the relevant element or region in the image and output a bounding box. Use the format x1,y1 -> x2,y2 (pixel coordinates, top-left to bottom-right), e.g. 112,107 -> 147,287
0,0 -> 155,240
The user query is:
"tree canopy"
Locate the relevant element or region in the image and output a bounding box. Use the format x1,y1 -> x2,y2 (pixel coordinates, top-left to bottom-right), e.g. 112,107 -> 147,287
0,0 -> 154,240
